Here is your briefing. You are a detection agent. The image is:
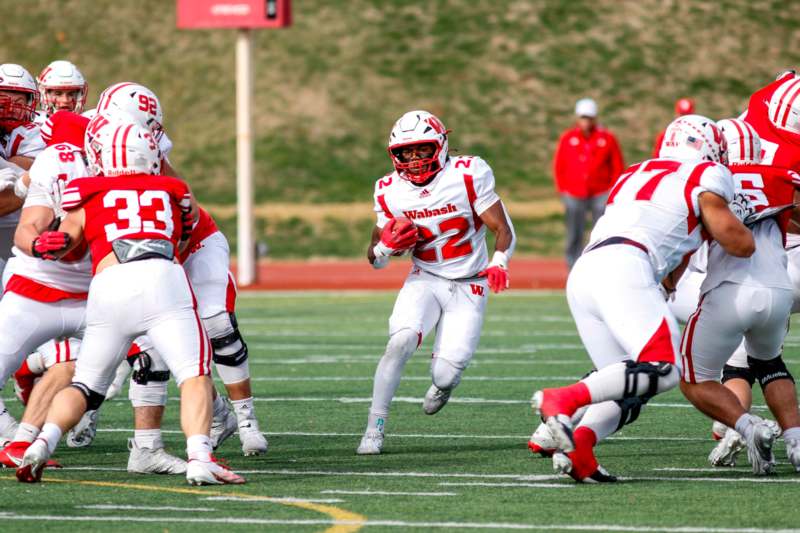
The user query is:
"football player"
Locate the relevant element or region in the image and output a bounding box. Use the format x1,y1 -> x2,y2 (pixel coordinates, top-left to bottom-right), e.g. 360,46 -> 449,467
680,118 -> 800,474
356,110 -> 515,455
16,123 -> 243,485
532,115 -> 755,482
36,60 -> 88,122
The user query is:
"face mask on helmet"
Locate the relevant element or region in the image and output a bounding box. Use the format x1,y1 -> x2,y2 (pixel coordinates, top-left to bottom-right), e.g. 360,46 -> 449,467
658,114 -> 727,165
37,60 -> 88,116
768,74 -> 800,135
0,63 -> 38,130
96,82 -> 164,137
100,123 -> 162,177
388,110 -> 449,184
718,118 -> 762,166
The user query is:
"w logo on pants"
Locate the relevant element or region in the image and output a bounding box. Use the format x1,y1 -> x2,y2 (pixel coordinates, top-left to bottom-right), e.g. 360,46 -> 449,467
470,284 -> 485,296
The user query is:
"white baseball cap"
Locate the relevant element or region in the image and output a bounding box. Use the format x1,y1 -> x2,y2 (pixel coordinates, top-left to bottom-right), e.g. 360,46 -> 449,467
575,98 -> 598,118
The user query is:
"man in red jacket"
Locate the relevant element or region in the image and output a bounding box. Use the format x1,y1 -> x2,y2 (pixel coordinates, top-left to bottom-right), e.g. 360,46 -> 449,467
552,98 -> 624,269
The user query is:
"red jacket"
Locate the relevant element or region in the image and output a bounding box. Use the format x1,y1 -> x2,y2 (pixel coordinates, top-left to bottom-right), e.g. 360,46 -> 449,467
552,125 -> 624,197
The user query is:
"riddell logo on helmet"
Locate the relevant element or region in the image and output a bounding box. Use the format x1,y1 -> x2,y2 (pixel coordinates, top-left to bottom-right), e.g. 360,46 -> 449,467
403,203 -> 457,220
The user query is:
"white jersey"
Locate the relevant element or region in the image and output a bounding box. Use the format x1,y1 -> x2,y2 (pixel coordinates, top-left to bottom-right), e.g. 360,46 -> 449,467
5,141 -> 93,293
0,122 -> 45,228
588,158 -> 735,282
373,156 -> 500,279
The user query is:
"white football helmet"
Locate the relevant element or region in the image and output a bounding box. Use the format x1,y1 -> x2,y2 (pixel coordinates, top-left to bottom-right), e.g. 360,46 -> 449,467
37,60 -> 88,115
658,114 -> 727,165
100,122 -> 161,177
388,110 -> 449,184
718,118 -> 762,166
768,74 -> 800,135
0,63 -> 39,130
95,82 -> 163,136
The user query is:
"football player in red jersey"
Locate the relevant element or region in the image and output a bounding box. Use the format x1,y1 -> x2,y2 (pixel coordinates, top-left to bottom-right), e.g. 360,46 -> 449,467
16,123 -> 243,486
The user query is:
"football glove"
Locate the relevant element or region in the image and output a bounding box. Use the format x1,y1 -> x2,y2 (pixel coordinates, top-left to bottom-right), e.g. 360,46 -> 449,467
180,209 -> 194,242
479,251 -> 510,293
729,192 -> 755,222
32,231 -> 71,260
373,217 -> 419,258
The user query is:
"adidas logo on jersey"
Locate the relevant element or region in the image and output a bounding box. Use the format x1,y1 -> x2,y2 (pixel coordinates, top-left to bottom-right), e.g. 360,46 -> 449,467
403,203 -> 457,220
419,189 -> 430,198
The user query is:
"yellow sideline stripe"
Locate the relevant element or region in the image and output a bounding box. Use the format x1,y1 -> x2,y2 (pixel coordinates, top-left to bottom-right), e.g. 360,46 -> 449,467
1,475 -> 365,533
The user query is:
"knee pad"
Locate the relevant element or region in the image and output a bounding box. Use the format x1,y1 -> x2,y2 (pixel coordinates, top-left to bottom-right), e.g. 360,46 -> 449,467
431,357 -> 463,391
748,355 -> 795,389
128,379 -> 168,407
623,361 -> 678,400
384,328 -> 420,362
130,351 -> 171,386
205,312 -> 248,367
70,382 -> 105,411
614,396 -> 647,431
722,364 -> 757,386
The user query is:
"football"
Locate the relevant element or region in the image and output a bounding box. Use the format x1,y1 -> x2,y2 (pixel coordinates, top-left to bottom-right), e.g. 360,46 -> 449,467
391,216 -> 418,255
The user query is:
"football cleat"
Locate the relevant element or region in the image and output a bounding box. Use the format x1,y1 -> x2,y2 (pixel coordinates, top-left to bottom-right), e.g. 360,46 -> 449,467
422,385 -> 452,415
210,399 -> 238,450
66,409 -> 99,448
711,420 -> 728,441
0,409 -> 19,448
239,424 -> 268,457
745,419 -> 778,475
0,440 -> 29,468
708,429 -> 746,467
186,457 -> 245,485
785,436 -> 800,472
531,391 -> 575,453
527,422 -> 558,457
15,439 -> 49,483
356,430 -> 384,455
127,438 -> 187,474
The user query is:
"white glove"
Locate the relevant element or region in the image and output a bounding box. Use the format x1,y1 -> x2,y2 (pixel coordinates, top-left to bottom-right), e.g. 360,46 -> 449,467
0,168 -> 17,192
729,192 -> 755,222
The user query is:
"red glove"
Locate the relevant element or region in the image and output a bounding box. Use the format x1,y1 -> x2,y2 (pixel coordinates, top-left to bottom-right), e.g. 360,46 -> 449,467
478,251 -> 510,293
180,209 -> 194,242
377,217 -> 419,255
32,231 -> 71,260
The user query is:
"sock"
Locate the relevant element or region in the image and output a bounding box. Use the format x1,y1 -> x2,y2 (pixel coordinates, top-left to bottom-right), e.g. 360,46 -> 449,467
581,361 -> 678,403
576,401 -> 624,442
186,434 -> 212,461
39,423 -> 62,455
230,397 -> 255,426
783,427 -> 800,441
134,429 -> 163,450
367,412 -> 387,434
734,413 -> 758,439
13,422 -> 40,444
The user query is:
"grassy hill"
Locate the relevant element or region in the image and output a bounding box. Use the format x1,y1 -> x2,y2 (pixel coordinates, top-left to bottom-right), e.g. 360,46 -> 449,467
4,0 -> 800,256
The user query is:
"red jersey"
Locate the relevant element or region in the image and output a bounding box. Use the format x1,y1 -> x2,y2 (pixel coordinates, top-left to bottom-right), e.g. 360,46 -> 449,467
732,164 -> 800,242
62,174 -> 191,272
742,78 -> 800,170
179,207 -> 219,263
553,125 -> 624,197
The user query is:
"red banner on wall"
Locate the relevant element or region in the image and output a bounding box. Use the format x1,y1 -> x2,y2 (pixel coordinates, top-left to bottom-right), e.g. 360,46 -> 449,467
177,0 -> 291,29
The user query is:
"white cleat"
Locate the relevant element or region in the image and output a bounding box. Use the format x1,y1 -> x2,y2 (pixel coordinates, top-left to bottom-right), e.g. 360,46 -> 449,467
210,400 -> 238,450
127,438 -> 187,474
423,385 -> 452,415
356,430 -> 384,455
786,436 -> 800,472
105,361 -> 132,400
746,419 -> 779,475
531,391 -> 575,453
709,429 -> 746,467
186,458 -> 245,485
528,422 -> 558,457
66,410 -> 99,448
0,409 -> 19,448
711,420 -> 728,441
238,420 -> 268,457
16,438 -> 49,483
552,451 -> 573,475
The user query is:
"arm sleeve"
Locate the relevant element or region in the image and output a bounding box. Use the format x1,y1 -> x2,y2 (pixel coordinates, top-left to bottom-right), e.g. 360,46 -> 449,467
471,158 -> 501,215
552,135 -> 566,192
608,133 -> 624,182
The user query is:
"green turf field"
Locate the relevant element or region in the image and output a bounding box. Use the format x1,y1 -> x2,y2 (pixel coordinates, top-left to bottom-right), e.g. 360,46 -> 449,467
2,291 -> 800,532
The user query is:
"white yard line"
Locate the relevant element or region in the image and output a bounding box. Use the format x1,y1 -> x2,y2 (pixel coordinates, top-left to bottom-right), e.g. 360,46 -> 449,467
245,376 -> 581,382
203,496 -> 345,504
438,482 -> 570,489
246,359 -> 591,365
77,504 -> 216,512
0,513 -> 795,532
319,490 -> 458,497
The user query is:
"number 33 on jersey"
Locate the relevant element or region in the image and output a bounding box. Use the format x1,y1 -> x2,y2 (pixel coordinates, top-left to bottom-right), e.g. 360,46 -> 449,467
374,155 -> 500,279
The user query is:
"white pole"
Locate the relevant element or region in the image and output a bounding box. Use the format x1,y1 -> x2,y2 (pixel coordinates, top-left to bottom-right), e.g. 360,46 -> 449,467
235,28 -> 255,285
